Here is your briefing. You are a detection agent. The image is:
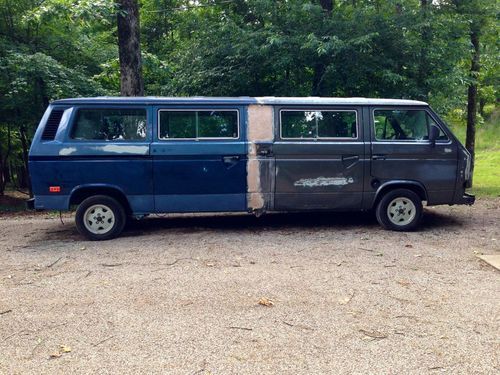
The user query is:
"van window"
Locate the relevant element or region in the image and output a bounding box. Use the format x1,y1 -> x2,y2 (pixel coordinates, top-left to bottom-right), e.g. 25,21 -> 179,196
71,108 -> 147,141
281,110 -> 357,139
374,109 -> 448,141
159,110 -> 238,139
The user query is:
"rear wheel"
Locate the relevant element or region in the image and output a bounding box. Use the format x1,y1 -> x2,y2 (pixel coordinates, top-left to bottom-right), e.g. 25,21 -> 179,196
375,189 -> 423,231
75,195 -> 126,240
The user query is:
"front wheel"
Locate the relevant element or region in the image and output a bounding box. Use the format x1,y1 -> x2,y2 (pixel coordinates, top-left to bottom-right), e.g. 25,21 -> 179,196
375,189 -> 423,231
75,195 -> 126,240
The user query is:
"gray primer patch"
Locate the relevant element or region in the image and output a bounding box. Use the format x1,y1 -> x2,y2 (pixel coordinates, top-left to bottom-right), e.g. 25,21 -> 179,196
294,177 -> 354,188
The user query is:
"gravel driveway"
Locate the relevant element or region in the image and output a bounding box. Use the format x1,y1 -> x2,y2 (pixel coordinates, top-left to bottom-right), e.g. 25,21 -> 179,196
1,199 -> 499,374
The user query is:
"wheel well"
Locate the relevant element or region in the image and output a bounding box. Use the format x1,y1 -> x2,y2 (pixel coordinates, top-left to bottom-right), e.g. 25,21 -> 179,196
69,187 -> 131,214
373,183 -> 427,209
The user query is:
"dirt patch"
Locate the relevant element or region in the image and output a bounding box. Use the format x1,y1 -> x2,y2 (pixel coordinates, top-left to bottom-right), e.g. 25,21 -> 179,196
0,190 -> 30,214
0,199 -> 499,374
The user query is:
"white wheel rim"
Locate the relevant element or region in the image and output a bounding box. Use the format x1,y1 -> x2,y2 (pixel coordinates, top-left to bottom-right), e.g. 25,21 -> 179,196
83,204 -> 116,235
387,197 -> 416,226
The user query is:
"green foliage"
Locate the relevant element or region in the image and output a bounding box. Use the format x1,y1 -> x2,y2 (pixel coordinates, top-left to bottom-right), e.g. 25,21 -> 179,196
446,109 -> 499,197
0,0 -> 498,195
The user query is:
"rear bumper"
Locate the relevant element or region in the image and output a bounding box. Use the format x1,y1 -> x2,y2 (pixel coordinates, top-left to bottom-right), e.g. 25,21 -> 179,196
26,198 -> 35,210
27,195 -> 69,211
454,192 -> 475,205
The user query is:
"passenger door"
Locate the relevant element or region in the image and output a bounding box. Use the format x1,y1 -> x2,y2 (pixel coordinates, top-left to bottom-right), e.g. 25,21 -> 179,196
370,107 -> 458,204
151,107 -> 247,213
273,107 -> 365,210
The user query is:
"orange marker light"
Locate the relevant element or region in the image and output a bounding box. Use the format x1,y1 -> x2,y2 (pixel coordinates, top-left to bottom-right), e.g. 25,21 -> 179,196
49,186 -> 61,193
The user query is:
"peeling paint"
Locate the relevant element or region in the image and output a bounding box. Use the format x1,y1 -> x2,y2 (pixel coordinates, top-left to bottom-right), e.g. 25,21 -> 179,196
59,147 -> 77,156
95,145 -> 149,154
294,177 -> 354,187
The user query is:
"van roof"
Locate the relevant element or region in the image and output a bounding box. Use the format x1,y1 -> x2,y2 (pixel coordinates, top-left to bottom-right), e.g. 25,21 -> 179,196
52,96 -> 428,106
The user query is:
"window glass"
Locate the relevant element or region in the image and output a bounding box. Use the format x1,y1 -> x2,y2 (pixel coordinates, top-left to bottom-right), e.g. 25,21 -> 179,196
318,111 -> 357,138
159,110 -> 238,139
159,111 -> 196,138
71,108 -> 147,141
374,109 -> 448,141
281,110 -> 357,139
198,111 -> 238,138
281,111 -> 317,138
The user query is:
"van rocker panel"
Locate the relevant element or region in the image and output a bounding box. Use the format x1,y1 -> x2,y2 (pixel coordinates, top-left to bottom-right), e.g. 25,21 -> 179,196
154,194 -> 246,213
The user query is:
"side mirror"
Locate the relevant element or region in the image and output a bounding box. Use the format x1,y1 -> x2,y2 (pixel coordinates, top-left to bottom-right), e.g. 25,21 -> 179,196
429,125 -> 440,146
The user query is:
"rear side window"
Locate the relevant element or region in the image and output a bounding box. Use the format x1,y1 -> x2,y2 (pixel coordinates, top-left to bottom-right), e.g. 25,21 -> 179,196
281,110 -> 357,139
71,108 -> 147,141
159,110 -> 239,139
374,109 -> 448,141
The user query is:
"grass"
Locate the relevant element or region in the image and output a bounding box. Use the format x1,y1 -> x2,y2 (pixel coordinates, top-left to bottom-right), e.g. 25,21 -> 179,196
445,107 -> 500,197
472,150 -> 500,197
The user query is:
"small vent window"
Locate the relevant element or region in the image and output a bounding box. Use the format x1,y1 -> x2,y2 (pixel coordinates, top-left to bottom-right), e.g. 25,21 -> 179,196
41,109 -> 65,140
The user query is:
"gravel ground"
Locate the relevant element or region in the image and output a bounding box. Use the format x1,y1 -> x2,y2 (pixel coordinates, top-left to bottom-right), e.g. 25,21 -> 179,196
0,199 -> 499,374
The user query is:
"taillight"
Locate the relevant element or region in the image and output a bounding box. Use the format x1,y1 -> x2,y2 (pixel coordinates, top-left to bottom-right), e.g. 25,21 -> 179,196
49,186 -> 61,193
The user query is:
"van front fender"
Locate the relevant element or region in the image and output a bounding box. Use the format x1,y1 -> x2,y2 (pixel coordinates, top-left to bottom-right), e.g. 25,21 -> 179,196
372,180 -> 428,208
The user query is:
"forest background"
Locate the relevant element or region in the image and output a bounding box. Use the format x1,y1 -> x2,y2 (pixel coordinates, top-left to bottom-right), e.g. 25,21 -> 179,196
0,0 -> 498,203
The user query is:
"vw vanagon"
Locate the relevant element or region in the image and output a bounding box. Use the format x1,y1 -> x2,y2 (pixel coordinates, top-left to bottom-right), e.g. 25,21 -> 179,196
28,97 -> 474,240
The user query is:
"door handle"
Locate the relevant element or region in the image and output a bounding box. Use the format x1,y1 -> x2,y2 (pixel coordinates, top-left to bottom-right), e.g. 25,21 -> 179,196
223,155 -> 240,164
372,154 -> 387,160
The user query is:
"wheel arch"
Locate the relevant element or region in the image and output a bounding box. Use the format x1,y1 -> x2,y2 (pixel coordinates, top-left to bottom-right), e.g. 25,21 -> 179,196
372,180 -> 427,209
69,184 -> 132,215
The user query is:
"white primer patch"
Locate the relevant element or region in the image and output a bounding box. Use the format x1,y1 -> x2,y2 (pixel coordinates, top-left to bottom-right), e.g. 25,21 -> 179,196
294,177 -> 354,188
59,147 -> 77,156
96,145 -> 149,154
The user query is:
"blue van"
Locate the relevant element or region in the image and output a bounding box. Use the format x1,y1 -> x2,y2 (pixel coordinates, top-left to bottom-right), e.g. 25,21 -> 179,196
28,97 -> 474,240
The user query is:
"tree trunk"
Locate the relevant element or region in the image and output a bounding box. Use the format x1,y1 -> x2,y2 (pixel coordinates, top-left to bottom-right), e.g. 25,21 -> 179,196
319,0 -> 333,13
0,123 -> 12,196
312,63 -> 327,96
478,97 -> 486,118
19,126 -> 32,196
417,0 -> 430,100
466,26 -> 480,177
116,0 -> 144,96
312,0 -> 333,96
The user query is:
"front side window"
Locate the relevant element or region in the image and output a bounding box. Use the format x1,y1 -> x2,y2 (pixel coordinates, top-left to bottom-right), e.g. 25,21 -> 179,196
71,108 -> 147,141
374,109 -> 448,141
159,110 -> 238,139
281,110 -> 357,139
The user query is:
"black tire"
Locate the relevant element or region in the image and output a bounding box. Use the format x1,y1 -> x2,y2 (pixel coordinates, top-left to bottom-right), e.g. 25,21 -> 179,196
375,188 -> 423,231
75,195 -> 126,240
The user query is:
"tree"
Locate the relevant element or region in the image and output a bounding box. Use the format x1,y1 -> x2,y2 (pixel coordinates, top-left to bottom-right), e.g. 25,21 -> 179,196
450,0 -> 496,182
116,0 -> 144,96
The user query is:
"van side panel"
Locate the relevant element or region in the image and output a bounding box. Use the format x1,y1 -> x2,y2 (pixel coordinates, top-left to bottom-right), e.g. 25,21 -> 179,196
29,105 -> 155,213
368,106 -> 458,206
273,106 -> 365,211
151,105 -> 247,213
29,157 -> 154,212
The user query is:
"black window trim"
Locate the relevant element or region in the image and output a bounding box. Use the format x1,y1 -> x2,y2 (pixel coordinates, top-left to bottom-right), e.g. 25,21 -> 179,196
157,108 -> 240,141
279,108 -> 359,141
